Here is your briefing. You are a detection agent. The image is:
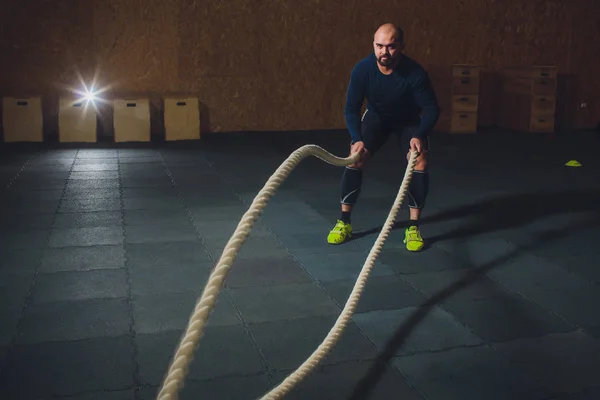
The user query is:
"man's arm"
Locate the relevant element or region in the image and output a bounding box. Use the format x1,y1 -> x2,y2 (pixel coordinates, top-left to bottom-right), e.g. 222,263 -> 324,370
410,69 -> 440,139
344,63 -> 367,143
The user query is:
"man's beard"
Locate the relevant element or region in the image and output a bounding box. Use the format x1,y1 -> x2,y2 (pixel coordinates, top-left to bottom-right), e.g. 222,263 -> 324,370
378,55 -> 394,66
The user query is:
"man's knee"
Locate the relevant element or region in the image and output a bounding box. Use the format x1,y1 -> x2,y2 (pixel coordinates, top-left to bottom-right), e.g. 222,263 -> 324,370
349,150 -> 371,169
407,150 -> 428,171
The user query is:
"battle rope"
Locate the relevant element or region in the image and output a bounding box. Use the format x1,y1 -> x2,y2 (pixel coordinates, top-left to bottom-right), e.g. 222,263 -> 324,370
157,144 -> 418,400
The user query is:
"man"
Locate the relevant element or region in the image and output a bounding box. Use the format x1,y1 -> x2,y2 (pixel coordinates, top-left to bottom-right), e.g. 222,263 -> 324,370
327,23 -> 439,252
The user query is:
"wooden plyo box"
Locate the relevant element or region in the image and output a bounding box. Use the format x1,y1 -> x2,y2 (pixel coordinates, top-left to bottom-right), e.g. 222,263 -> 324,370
113,98 -> 151,142
58,97 -> 97,143
498,66 -> 557,133
2,96 -> 43,142
429,64 -> 481,133
164,97 -> 201,141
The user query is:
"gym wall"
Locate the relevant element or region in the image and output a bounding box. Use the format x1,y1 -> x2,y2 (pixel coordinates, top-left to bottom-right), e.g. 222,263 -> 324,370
0,0 -> 597,138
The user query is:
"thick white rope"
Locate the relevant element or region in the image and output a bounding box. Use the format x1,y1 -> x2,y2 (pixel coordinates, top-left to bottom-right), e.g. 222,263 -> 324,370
157,144 -> 418,400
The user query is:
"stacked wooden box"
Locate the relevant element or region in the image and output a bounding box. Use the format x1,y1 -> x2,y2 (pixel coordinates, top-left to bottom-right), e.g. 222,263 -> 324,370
498,66 -> 557,133
429,64 -> 481,133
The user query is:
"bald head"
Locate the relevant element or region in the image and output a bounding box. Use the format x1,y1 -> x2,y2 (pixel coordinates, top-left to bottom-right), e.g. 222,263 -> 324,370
374,23 -> 404,45
373,23 -> 404,69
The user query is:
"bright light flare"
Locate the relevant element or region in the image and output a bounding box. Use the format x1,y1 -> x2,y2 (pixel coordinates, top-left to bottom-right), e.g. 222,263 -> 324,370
73,82 -> 103,104
60,66 -> 115,122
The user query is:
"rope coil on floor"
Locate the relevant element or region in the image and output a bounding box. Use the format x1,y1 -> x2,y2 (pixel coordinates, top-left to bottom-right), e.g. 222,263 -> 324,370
157,144 -> 418,400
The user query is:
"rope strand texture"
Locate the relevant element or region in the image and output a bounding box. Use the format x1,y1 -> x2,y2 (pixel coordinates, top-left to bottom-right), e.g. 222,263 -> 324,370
157,144 -> 418,400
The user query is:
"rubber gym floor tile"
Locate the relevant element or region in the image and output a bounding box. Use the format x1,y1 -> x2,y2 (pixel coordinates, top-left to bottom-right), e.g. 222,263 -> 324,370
228,282 -> 341,324
122,196 -> 184,210
441,295 -> 576,344
0,271 -> 34,306
179,183 -> 234,197
65,179 -> 120,190
267,218 -> 335,236
129,263 -> 212,296
121,186 -> 177,198
16,298 -> 131,345
18,171 -> 71,180
552,253 -> 600,284
125,241 -> 213,270
405,269 -> 515,303
0,228 -> 49,250
487,253 -> 595,294
2,188 -> 63,201
194,219 -> 272,239
69,171 -> 120,180
77,150 -> 118,158
189,204 -> 250,223
122,208 -> 189,226
39,245 -> 125,272
170,174 -> 228,187
120,172 -> 168,181
270,359 -> 424,400
444,236 -> 518,267
532,228 -> 600,259
48,226 -> 124,247
0,212 -> 55,229
246,314 -> 377,371
392,344 -> 549,400
202,235 -> 290,260
135,325 -> 266,384
0,198 -> 59,214
183,194 -> 242,209
59,197 -> 122,213
9,178 -> 66,190
0,248 -> 42,274
348,229 -> 401,250
261,200 -> 325,217
585,326 -> 600,340
275,231 -> 365,254
132,290 -> 241,334
29,269 -> 128,305
295,252 -> 395,282
0,306 -> 22,346
71,163 -> 120,172
75,158 -> 119,165
62,187 -> 122,198
377,246 -> 468,273
24,164 -> 72,172
119,157 -> 162,164
119,166 -> 166,176
321,275 -> 429,314
493,331 -> 600,397
262,212 -> 331,228
53,378 -> 134,397
352,306 -> 484,356
0,336 -> 135,399
53,211 -> 123,229
120,177 -> 173,188
519,284 -> 600,330
224,255 -> 313,288
123,222 -> 198,244
138,374 -> 273,400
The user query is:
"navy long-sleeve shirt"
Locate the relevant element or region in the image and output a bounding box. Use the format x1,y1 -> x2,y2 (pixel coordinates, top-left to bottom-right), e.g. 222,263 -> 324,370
344,53 -> 440,143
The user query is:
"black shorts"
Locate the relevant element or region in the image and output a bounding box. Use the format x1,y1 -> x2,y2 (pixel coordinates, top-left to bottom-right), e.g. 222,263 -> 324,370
353,109 -> 429,156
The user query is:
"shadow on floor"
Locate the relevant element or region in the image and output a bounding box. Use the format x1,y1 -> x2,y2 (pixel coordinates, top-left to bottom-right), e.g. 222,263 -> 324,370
349,188 -> 600,248
346,197 -> 600,399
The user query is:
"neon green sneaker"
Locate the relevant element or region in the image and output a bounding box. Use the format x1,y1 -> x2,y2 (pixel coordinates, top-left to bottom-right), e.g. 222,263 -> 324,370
327,220 -> 352,244
404,225 -> 424,252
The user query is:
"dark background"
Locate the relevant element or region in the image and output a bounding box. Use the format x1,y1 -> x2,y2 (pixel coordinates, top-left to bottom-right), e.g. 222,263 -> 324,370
0,0 -> 598,138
